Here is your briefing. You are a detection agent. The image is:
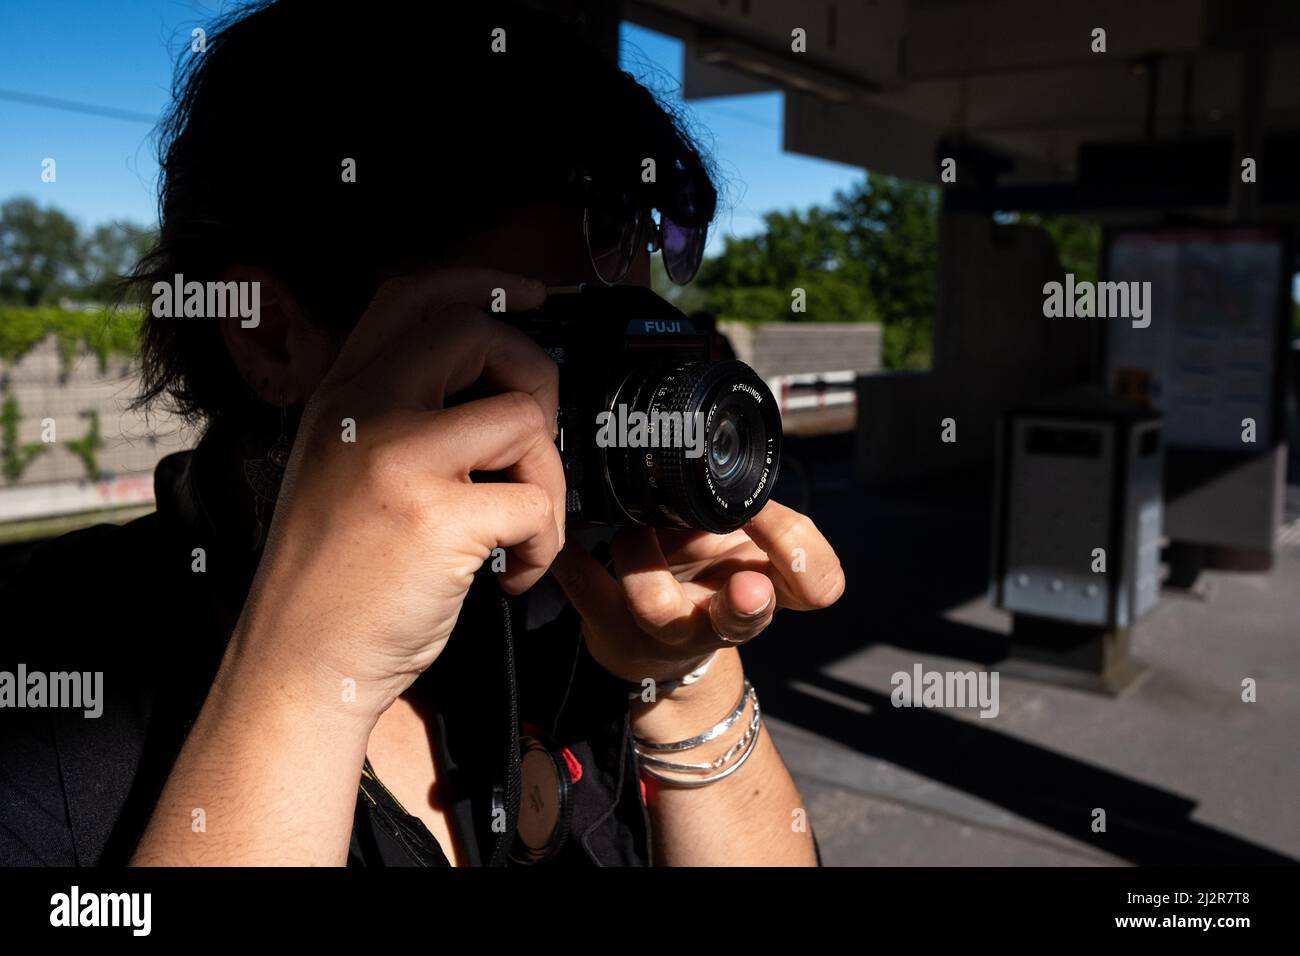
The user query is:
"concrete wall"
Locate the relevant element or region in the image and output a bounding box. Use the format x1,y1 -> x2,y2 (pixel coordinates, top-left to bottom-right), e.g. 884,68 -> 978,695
0,336 -> 193,520
717,321 -> 882,378
719,321 -> 881,436
854,212 -> 1097,484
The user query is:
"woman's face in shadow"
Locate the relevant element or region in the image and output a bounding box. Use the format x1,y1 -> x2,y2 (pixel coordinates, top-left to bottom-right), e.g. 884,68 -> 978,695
438,197 -> 652,289
226,198 -> 652,408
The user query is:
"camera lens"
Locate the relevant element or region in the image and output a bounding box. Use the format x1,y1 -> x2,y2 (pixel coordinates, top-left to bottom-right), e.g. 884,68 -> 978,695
709,411 -> 745,485
605,359 -> 782,533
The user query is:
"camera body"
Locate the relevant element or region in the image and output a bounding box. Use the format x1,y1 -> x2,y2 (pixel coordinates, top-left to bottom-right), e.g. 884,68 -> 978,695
511,285 -> 781,534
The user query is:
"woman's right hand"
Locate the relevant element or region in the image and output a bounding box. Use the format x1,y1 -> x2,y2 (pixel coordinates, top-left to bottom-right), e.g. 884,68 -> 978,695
231,268 -> 564,724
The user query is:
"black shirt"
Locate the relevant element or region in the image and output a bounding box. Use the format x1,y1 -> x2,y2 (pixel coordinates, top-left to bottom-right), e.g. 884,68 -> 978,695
0,430 -> 651,866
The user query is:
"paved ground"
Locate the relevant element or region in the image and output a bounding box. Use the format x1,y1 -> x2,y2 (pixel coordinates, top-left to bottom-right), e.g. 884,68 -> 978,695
756,435 -> 1300,866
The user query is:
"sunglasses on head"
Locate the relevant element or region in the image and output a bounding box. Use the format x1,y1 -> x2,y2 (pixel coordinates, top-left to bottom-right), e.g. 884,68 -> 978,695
576,170 -> 708,286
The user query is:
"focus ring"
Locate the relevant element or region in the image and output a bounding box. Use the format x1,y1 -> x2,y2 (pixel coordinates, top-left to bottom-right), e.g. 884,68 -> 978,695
649,361 -> 712,528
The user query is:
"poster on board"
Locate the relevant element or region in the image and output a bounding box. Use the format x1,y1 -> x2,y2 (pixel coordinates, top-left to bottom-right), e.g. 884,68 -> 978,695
1104,227 -> 1285,452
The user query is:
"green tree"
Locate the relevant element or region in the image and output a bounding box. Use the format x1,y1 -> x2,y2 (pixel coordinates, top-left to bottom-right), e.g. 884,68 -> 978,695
693,205 -> 880,327
699,207 -> 845,288
0,307 -> 144,372
1020,213 -> 1101,285
831,177 -> 939,368
690,174 -> 938,368
78,221 -> 155,303
0,198 -> 84,306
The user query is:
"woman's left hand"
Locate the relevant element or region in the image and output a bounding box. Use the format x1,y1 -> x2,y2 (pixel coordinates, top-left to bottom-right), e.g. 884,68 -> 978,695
548,500 -> 845,685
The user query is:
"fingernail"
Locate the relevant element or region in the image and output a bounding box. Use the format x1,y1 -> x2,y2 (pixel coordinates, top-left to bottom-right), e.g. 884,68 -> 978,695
740,595 -> 773,618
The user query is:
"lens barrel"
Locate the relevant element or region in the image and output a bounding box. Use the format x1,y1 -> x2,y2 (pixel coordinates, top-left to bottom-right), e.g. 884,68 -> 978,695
606,359 -> 781,533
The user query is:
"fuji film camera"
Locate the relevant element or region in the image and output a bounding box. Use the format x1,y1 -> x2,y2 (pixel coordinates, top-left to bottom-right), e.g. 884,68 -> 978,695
509,285 -> 782,534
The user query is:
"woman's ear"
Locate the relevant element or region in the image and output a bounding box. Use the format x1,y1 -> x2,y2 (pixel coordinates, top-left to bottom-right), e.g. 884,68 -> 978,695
218,266 -> 334,406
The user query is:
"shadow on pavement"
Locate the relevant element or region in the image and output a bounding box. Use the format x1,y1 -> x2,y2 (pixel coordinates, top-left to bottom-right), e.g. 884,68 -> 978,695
755,432 -> 1297,865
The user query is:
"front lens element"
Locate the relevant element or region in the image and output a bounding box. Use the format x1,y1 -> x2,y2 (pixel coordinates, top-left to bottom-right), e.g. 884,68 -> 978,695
605,359 -> 782,533
708,407 -> 748,487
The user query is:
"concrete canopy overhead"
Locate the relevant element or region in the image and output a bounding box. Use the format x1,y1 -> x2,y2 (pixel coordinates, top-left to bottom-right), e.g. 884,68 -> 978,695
626,0 -> 1300,203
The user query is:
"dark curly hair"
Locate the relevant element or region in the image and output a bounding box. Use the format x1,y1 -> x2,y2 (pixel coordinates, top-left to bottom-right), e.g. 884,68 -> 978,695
127,0 -> 717,428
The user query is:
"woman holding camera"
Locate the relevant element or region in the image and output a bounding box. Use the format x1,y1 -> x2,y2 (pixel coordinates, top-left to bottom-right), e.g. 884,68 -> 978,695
0,0 -> 843,868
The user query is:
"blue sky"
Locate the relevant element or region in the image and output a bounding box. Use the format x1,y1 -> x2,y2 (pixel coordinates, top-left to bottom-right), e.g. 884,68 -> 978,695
0,1 -> 864,254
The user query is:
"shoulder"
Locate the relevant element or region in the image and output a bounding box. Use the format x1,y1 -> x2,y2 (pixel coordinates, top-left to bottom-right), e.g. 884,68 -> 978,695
2,513 -> 165,586
0,515 -> 177,866
0,514 -> 169,668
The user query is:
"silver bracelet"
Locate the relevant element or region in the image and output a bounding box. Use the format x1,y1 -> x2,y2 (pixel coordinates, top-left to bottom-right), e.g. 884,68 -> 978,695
625,650 -> 719,701
638,716 -> 764,789
631,679 -> 751,753
634,691 -> 762,773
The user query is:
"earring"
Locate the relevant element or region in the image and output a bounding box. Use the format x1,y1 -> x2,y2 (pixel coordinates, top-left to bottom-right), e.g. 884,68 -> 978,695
243,390 -> 292,551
